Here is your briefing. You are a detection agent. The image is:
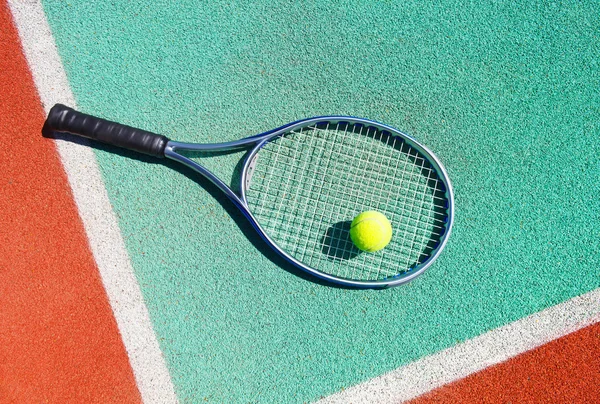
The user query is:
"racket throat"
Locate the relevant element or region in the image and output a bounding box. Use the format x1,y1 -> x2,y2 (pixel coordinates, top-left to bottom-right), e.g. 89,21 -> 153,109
164,144 -> 248,210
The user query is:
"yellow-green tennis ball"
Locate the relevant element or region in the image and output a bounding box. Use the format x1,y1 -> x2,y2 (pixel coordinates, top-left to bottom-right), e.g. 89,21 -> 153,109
349,211 -> 392,252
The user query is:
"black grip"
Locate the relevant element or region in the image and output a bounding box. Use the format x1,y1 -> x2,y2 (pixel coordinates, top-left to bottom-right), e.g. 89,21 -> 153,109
45,104 -> 169,158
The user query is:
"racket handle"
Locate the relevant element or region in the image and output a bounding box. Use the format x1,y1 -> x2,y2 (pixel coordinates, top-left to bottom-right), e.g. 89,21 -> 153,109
45,104 -> 169,158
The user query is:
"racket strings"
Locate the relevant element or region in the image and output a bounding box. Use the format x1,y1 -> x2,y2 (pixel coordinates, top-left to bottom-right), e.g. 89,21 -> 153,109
246,122 -> 448,281
255,149 -> 447,207
251,126 -> 441,279
274,131 -> 436,276
254,143 -> 447,229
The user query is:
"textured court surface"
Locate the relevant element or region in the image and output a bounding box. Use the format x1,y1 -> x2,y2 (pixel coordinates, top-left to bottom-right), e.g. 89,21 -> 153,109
2,0 -> 599,403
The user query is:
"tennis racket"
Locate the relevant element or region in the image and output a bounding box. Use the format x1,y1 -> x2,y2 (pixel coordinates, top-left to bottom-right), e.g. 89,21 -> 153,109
45,104 -> 454,288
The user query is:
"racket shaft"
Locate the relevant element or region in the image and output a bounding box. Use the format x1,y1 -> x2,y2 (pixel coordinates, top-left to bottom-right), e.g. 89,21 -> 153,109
45,104 -> 169,158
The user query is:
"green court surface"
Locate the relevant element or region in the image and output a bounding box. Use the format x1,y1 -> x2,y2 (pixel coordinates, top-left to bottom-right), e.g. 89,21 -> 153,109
43,0 -> 599,402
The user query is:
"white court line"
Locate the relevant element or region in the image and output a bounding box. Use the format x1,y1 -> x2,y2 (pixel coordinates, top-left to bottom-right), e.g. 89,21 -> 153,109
317,288 -> 600,403
8,1 -> 178,403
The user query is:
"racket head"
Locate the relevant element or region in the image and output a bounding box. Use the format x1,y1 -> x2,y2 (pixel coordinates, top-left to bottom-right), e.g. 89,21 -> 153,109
239,117 -> 454,288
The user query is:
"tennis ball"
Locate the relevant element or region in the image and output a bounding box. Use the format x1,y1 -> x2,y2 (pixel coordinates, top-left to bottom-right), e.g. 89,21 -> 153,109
349,211 -> 392,252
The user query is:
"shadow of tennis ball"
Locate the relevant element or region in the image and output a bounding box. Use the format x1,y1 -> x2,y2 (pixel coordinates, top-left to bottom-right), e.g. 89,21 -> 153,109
321,221 -> 361,261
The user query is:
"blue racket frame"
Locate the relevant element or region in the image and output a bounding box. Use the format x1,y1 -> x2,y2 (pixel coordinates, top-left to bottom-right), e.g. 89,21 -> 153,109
164,116 -> 454,288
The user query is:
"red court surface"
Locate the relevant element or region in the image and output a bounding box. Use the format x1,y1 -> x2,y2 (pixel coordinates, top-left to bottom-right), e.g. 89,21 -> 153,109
0,3 -> 141,402
411,323 -> 600,403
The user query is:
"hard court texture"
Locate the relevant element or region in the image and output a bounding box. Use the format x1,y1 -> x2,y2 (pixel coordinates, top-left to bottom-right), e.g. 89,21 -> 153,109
24,0 -> 600,402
